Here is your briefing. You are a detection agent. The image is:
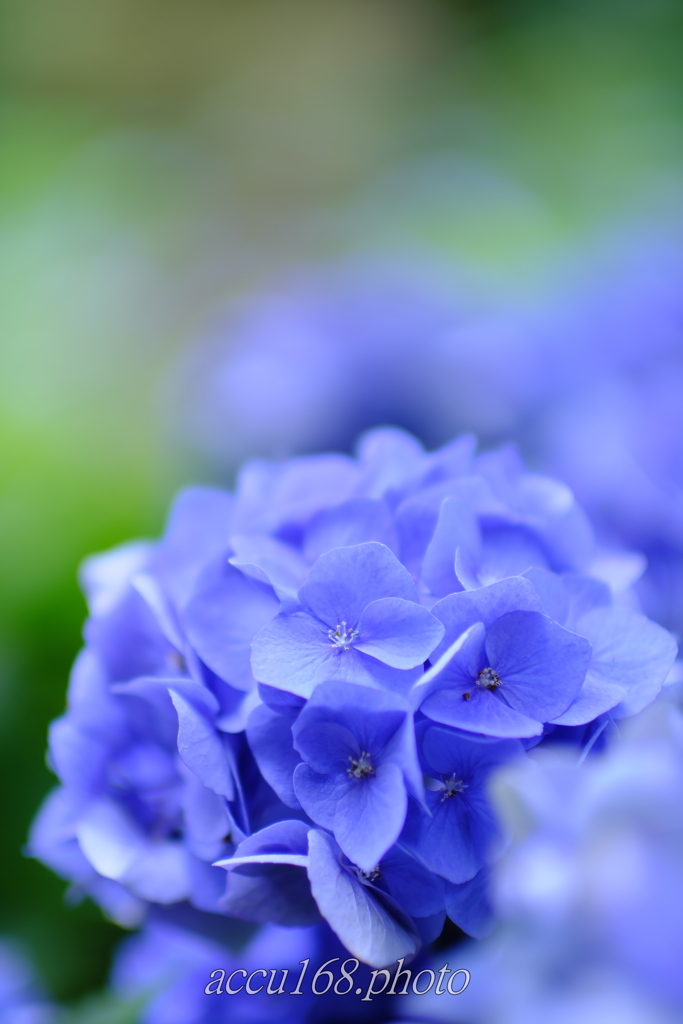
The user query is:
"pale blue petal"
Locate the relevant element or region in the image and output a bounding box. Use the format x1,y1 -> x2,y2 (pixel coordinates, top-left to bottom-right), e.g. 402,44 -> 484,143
307,829 -> 421,968
556,605 -> 677,724
431,577 -> 543,661
169,689 -> 235,798
421,497 -> 480,597
229,533 -> 309,593
522,567 -> 570,624
251,612 -> 331,698
304,498 -> 399,564
356,597 -> 444,668
300,542 -> 418,628
183,560 -> 279,691
294,680 -> 409,759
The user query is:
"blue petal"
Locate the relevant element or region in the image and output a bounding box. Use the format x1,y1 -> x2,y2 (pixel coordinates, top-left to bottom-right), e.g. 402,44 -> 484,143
299,542 -> 418,629
445,868 -> 495,938
293,680 -> 409,761
431,577 -> 544,659
380,845 -> 446,917
304,498 -> 399,564
76,798 -> 191,903
486,610 -> 591,721
216,821 -> 320,927
421,497 -> 480,597
555,606 -> 677,725
334,761 -> 408,872
477,524 -> 549,584
229,533 -> 309,595
414,910 -> 447,944
401,784 -> 501,885
421,725 -> 523,778
246,703 -> 302,808
562,573 -> 611,629
313,650 -> 423,694
232,453 -> 361,535
522,567 -> 570,624
413,621 -> 487,702
48,717 -> 109,793
183,559 -> 279,691
395,498 -> 439,577
307,829 -> 421,968
251,611 -> 331,698
257,683 -> 306,713
169,689 -> 235,798
154,486 -> 234,607
293,720 -> 361,775
356,597 -> 444,668
293,763 -> 355,830
181,770 -> 230,849
421,683 -> 543,739
356,426 -> 426,498
217,819 -> 310,862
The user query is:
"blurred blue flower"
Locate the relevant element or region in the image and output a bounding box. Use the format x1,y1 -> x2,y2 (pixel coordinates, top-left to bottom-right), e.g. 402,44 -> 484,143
400,701 -> 683,1024
0,941 -> 56,1024
165,258 -> 534,468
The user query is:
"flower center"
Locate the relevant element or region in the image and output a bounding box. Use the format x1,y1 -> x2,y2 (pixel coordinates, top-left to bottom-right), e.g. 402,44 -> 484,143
440,774 -> 469,801
347,751 -> 374,779
476,666 -> 501,691
329,621 -> 359,650
359,866 -> 381,882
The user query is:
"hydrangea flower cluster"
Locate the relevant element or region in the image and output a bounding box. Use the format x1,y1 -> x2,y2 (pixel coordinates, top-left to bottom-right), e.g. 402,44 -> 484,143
30,428 -> 676,968
405,700 -> 683,1024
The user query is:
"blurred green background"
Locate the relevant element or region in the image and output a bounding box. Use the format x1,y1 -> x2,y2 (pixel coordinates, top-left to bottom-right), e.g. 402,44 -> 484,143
1,0 -> 682,1011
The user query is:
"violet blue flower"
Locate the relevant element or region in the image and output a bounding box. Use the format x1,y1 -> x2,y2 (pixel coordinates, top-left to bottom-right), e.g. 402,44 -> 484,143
401,724 -> 522,885
251,542 -> 444,697
416,578 -> 592,738
291,681 -> 423,870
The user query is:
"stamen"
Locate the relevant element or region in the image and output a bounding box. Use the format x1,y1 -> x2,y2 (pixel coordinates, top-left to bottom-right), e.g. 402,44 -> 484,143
167,649 -> 187,673
359,866 -> 381,882
440,774 -> 468,801
477,666 -> 501,691
328,621 -> 360,651
347,751 -> 374,779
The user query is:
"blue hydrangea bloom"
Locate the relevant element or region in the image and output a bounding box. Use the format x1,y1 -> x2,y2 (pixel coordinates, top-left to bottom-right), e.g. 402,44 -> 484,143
401,725 -> 521,884
291,681 -> 424,870
416,578 -> 592,738
30,428 -> 677,967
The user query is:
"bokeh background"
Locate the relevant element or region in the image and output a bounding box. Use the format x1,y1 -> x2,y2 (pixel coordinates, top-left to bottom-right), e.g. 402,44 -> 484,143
2,0 -> 683,1015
